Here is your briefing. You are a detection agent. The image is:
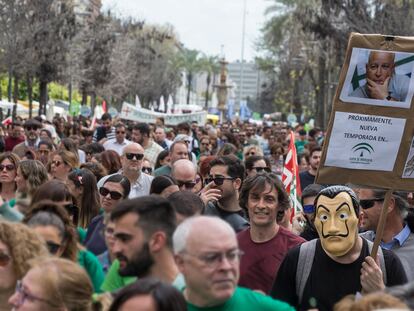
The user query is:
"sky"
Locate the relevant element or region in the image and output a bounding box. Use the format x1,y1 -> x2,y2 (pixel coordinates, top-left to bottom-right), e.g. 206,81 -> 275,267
101,0 -> 270,62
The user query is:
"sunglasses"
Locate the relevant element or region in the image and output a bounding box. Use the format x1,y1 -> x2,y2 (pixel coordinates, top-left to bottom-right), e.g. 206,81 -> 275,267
142,167 -> 152,174
0,164 -> 15,171
177,180 -> 197,189
205,176 -> 235,186
253,167 -> 271,173
245,152 -> 256,157
303,204 -> 315,214
360,198 -> 384,210
0,251 -> 11,266
46,241 -> 61,255
51,160 -> 63,167
99,187 -> 123,200
25,126 -> 39,131
125,153 -> 144,161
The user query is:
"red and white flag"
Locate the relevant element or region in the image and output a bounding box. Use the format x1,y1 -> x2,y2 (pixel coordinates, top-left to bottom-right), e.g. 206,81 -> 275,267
282,131 -> 302,217
2,116 -> 12,126
102,100 -> 107,113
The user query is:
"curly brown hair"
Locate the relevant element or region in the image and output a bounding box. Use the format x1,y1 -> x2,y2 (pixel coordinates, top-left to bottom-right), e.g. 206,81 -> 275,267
0,221 -> 49,279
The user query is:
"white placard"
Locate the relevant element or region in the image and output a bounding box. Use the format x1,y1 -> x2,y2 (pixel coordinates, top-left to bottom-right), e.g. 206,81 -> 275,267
325,112 -> 405,171
402,137 -> 414,178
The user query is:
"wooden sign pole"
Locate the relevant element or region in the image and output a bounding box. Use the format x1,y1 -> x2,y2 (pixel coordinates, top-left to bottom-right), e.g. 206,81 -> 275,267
370,189 -> 393,259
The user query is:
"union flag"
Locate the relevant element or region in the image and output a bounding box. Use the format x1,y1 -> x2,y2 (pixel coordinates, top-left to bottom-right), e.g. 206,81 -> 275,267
282,131 -> 302,218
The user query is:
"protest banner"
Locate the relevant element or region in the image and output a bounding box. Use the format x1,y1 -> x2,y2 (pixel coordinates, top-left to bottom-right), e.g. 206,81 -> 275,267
316,33 -> 414,257
317,33 -> 414,191
119,102 -> 207,126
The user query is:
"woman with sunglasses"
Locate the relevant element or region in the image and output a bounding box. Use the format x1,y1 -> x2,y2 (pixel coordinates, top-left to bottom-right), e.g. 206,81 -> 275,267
244,155 -> 272,178
23,200 -> 105,293
8,257 -> 93,311
242,145 -> 263,161
0,222 -> 49,309
85,174 -> 131,256
67,168 -> 100,229
0,152 -> 20,203
50,150 -> 79,182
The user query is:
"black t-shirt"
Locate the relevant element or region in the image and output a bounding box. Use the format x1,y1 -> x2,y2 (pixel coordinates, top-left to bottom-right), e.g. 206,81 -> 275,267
299,170 -> 315,191
270,238 -> 407,311
204,201 -> 249,233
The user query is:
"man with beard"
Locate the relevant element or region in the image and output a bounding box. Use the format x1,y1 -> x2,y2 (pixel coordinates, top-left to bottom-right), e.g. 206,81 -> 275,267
299,146 -> 321,190
12,119 -> 42,158
93,113 -> 116,143
131,123 -> 163,167
111,195 -> 185,289
203,155 -> 249,233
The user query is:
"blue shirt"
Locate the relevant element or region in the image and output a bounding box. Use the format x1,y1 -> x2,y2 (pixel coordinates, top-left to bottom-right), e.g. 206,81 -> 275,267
381,224 -> 411,250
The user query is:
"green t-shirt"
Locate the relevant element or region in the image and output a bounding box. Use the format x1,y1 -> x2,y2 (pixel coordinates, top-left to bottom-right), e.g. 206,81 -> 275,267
187,287 -> 294,311
77,249 -> 105,293
101,259 -> 136,292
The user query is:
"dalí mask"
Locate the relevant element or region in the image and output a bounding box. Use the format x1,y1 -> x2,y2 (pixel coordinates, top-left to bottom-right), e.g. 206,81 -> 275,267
314,191 -> 359,257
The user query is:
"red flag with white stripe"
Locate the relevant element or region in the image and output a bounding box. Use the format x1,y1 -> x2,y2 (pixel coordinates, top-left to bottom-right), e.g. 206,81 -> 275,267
2,116 -> 12,126
282,131 -> 302,217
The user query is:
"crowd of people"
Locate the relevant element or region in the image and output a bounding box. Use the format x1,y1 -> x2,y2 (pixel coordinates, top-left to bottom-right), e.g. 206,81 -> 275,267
0,112 -> 413,311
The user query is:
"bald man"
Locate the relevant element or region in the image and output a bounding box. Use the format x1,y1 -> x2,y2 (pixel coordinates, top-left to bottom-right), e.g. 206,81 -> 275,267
173,216 -> 294,310
350,51 -> 410,101
171,159 -> 199,192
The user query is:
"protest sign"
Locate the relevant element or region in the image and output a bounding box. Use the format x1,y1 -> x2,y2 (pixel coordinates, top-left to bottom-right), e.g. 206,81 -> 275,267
119,102 -> 207,126
316,33 -> 414,191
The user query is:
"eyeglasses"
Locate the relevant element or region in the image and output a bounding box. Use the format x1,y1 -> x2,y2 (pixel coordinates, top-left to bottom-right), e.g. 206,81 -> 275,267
125,153 -> 144,161
99,187 -> 123,200
51,160 -> 63,167
142,167 -> 152,174
177,180 -> 197,189
0,251 -> 11,266
116,131 -> 125,134
184,249 -> 244,269
253,167 -> 271,173
46,241 -> 61,255
204,176 -> 235,186
360,198 -> 384,210
0,164 -> 15,171
14,280 -> 54,307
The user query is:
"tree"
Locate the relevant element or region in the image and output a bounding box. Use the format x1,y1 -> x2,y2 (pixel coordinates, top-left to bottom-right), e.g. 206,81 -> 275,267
177,48 -> 203,105
200,54 -> 220,109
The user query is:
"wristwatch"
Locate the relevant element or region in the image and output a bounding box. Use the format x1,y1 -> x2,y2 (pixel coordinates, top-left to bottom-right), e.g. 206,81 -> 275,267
386,94 -> 392,100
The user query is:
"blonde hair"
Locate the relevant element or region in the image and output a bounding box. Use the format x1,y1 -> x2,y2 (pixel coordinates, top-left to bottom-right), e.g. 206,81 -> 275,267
334,293 -> 409,311
29,257 -> 93,311
57,149 -> 79,169
0,221 -> 49,279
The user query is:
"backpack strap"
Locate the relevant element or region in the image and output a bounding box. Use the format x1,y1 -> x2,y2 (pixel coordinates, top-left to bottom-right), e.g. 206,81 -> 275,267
296,239 -> 317,305
366,239 -> 387,285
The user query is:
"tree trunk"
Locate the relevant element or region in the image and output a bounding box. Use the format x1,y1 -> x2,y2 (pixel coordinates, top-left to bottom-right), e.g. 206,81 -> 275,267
90,91 -> 96,111
315,51 -> 326,128
81,90 -> 87,106
186,72 -> 192,105
68,81 -> 72,107
39,80 -> 48,116
7,66 -> 12,103
13,76 -> 18,103
205,73 -> 211,109
27,75 -> 33,119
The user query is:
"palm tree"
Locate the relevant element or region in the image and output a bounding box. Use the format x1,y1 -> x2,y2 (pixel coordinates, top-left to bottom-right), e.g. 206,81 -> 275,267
177,48 -> 203,105
200,54 -> 220,109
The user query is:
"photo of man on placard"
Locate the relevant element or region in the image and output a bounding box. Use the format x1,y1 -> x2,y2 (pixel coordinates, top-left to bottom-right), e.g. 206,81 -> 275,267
340,48 -> 414,108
